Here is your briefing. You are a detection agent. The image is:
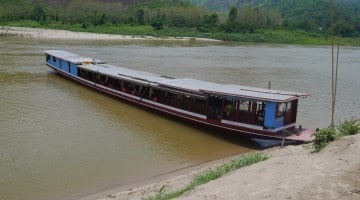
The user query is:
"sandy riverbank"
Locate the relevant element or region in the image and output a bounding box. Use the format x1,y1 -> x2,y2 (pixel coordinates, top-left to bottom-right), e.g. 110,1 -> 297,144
0,26 -> 220,42
81,134 -> 360,200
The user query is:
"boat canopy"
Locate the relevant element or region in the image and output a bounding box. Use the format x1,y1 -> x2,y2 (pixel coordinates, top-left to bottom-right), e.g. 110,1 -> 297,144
158,78 -> 308,102
45,50 -> 309,102
45,50 -> 105,64
79,63 -> 174,86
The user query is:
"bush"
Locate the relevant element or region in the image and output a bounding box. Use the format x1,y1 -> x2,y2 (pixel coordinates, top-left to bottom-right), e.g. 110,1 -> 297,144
151,18 -> 163,31
337,118 -> 360,136
313,127 -> 337,152
313,118 -> 360,152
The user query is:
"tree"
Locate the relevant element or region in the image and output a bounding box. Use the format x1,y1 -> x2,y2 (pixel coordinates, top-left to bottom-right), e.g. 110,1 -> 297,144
222,6 -> 238,33
33,3 -> 46,23
229,6 -> 237,23
203,13 -> 218,29
151,17 -> 163,30
136,8 -> 145,25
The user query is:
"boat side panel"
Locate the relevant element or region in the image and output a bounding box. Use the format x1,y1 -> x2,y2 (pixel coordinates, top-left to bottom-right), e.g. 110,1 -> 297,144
70,63 -> 78,76
46,54 -> 78,76
274,117 -> 285,128
264,101 -> 285,129
264,101 -> 276,128
60,60 -> 69,72
46,54 -> 61,69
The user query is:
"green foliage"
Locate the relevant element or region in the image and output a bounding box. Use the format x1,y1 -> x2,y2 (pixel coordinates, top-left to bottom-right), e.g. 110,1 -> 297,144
33,3 -> 46,24
151,17 -> 163,30
314,118 -> 360,152
1,0 -> 360,44
223,6 -> 282,33
5,20 -> 42,28
203,13 -> 218,28
143,152 -> 269,200
136,8 -> 145,25
228,6 -> 237,23
190,0 -> 360,37
337,118 -> 360,136
314,127 -> 337,152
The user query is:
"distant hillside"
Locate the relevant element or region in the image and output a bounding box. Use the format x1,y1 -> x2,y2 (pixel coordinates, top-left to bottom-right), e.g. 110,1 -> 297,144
1,0 -> 359,39
41,0 -> 188,6
187,0 -> 360,36
42,0 -> 149,4
187,0 -> 260,11
188,0 -> 360,12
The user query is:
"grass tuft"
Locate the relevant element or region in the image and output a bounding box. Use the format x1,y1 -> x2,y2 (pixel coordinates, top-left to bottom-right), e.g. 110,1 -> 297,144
337,118 -> 360,136
142,152 -> 269,200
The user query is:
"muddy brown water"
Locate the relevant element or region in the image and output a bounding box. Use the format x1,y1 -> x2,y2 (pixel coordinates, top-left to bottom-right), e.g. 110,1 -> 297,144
0,38 -> 359,200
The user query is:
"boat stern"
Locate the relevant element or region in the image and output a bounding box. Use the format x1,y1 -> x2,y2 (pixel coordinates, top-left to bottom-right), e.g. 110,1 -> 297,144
284,128 -> 315,142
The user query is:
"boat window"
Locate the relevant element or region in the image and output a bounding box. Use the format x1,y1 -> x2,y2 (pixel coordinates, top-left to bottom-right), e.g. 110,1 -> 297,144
46,55 -> 50,61
194,98 -> 206,114
207,95 -> 222,120
238,100 -> 256,124
224,98 -> 236,120
52,56 -> 56,62
287,102 -> 291,110
256,102 -> 265,116
276,102 -> 287,117
239,101 -> 250,111
78,68 -> 95,82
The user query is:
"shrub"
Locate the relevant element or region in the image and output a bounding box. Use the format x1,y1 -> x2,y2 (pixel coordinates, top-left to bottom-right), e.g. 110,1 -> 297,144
313,127 -> 337,152
337,118 -> 360,136
151,18 -> 163,31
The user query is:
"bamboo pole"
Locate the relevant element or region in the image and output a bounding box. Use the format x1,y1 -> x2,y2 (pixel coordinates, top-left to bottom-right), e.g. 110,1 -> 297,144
330,0 -> 342,128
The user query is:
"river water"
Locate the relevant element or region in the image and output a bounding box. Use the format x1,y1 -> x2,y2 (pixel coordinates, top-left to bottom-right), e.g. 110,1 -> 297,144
0,38 -> 359,200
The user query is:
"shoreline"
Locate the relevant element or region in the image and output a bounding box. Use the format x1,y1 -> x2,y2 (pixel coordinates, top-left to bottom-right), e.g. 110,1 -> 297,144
2,26 -> 360,46
0,26 -> 221,42
79,134 -> 360,200
78,151 -> 249,200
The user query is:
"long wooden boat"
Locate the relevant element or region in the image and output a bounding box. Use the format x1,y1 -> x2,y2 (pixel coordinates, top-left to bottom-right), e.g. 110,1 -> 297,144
45,50 -> 314,142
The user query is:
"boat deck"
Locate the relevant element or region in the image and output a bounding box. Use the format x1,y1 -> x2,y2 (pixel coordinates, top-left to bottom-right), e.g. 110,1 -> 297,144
285,129 -> 315,142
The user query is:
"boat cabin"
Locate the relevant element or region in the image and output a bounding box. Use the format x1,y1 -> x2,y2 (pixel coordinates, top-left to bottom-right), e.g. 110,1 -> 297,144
154,78 -> 302,132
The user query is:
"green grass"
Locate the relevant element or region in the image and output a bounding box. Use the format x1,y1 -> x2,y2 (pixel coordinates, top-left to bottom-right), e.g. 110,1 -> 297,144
142,152 -> 269,200
337,118 -> 360,136
2,20 -> 43,28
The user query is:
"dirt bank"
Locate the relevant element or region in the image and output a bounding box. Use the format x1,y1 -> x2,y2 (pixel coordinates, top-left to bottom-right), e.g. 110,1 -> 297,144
86,134 -> 359,200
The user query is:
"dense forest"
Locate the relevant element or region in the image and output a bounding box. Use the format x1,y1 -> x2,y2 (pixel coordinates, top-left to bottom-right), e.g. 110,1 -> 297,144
0,0 -> 359,43
189,0 -> 360,37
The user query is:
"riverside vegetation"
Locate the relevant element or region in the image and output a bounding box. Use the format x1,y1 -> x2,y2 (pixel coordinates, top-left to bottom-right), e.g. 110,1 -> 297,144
314,118 -> 360,152
1,0 -> 360,45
